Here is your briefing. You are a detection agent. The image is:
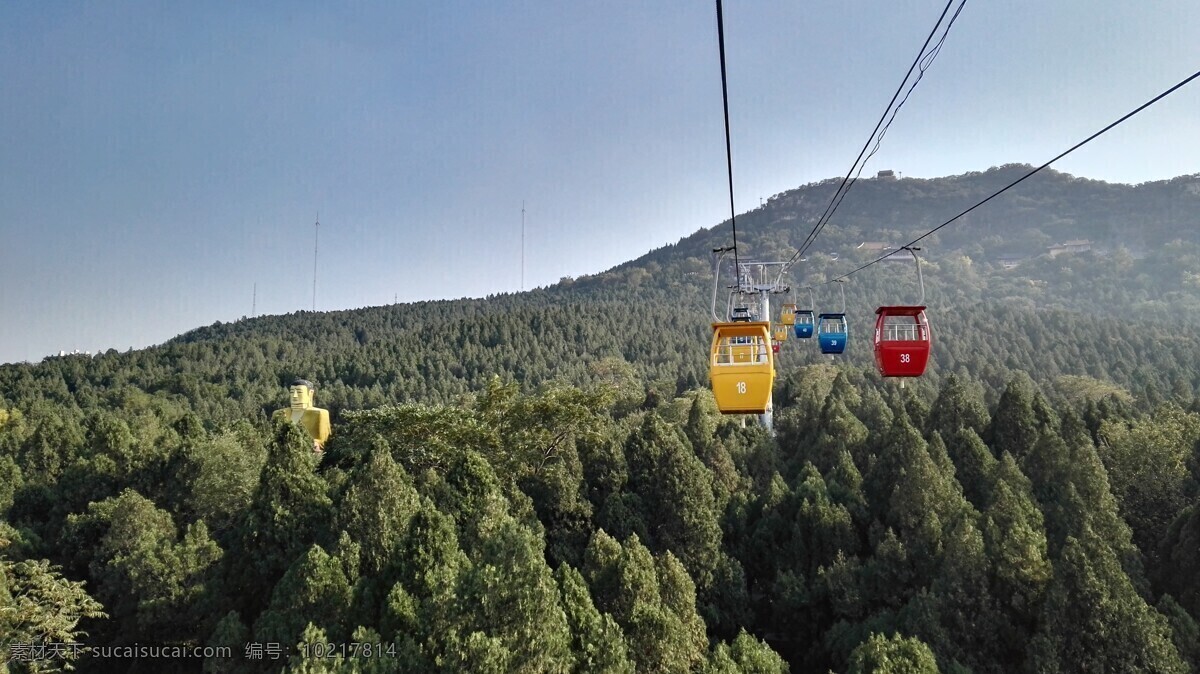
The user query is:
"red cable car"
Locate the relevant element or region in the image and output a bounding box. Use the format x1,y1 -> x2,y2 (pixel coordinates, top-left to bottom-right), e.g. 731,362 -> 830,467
874,306 -> 931,376
873,247 -> 932,378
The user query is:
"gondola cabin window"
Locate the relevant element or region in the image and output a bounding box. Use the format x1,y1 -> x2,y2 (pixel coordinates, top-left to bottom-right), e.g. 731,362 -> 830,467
819,316 -> 846,334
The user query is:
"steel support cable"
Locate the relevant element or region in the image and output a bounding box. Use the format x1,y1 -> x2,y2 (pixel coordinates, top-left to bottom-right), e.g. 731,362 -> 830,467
788,0 -> 965,272
716,0 -> 741,285
781,0 -> 963,279
798,0 -> 967,268
827,67 -> 1200,284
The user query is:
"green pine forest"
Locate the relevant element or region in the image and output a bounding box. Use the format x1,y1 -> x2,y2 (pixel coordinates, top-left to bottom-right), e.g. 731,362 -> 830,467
3,166 -> 1200,673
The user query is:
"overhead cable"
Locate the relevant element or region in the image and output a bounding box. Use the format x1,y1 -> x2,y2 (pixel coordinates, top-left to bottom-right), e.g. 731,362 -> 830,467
782,0 -> 966,279
828,67 -> 1200,283
796,0 -> 967,264
716,0 -> 741,281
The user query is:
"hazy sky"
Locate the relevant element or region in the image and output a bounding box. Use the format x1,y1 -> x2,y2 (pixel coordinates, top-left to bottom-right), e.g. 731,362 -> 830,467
2,1 -> 1198,364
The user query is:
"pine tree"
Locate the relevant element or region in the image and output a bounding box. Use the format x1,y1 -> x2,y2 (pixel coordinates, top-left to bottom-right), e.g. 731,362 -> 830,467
1156,594 -> 1200,673
926,374 -> 990,441
1097,403 -> 1198,564
855,387 -> 895,447
896,387 -> 930,432
981,452 -> 1051,646
791,463 -> 860,578
656,552 -> 710,668
205,611 -> 251,674
1155,505 -> 1200,618
555,564 -> 633,674
582,532 -> 706,674
182,426 -> 267,538
1027,533 -> 1186,673
448,515 -> 574,674
287,623 -> 352,674
700,553 -> 752,643
923,515 -> 1002,673
685,395 -> 738,515
1020,419 -> 1139,585
741,472 -> 792,589
729,629 -> 789,674
942,428 -> 997,512
382,497 -> 469,662
0,538 -> 106,673
811,393 -> 871,477
581,529 -> 627,618
826,449 -> 869,528
578,432 -> 629,512
624,414 -> 722,589
65,488 -> 222,645
226,421 -> 332,623
1060,410 -> 1146,585
704,643 -> 741,674
859,529 -> 915,613
436,448 -> 510,542
925,433 -> 956,483
379,582 -> 434,670
253,544 -> 353,648
335,443 -> 420,576
846,633 -> 940,674
0,453 -> 22,519
684,394 -> 718,454
866,415 -> 966,577
987,374 -> 1045,462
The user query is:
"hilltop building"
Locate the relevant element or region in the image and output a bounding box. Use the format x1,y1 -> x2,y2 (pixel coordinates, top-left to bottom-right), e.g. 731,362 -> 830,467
856,241 -> 893,253
1047,239 -> 1092,258
876,170 -> 897,181
996,255 -> 1027,269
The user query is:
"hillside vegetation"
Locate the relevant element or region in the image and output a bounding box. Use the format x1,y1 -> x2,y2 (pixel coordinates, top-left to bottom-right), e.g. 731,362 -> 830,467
2,167 -> 1200,673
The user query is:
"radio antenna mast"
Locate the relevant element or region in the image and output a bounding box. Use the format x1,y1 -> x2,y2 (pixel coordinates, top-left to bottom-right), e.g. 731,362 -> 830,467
312,213 -> 319,311
521,201 -> 526,291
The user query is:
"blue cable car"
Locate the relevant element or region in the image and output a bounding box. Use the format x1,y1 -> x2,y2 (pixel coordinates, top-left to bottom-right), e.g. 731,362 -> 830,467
817,281 -> 848,354
794,310 -> 815,338
793,287 -> 816,338
817,313 -> 848,354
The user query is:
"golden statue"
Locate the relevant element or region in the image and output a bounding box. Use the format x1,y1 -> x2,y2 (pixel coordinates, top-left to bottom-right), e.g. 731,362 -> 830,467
273,379 -> 331,451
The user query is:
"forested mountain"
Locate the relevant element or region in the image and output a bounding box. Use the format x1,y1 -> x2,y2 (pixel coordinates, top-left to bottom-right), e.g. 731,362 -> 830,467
2,166 -> 1200,673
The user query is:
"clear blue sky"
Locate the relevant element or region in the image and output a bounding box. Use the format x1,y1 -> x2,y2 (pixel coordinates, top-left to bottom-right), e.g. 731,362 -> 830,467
1,1 -> 1198,364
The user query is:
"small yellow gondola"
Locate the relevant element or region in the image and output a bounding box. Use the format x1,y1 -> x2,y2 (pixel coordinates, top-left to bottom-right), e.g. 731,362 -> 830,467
780,303 -> 797,326
773,325 -> 789,342
710,321 -> 775,414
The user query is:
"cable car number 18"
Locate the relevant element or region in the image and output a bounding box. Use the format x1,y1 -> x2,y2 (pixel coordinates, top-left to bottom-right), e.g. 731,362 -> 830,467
736,382 -> 747,394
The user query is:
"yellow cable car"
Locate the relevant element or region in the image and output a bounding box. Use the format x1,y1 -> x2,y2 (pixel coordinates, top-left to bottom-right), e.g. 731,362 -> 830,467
710,321 -> 775,414
773,324 -> 789,342
780,303 -> 797,326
